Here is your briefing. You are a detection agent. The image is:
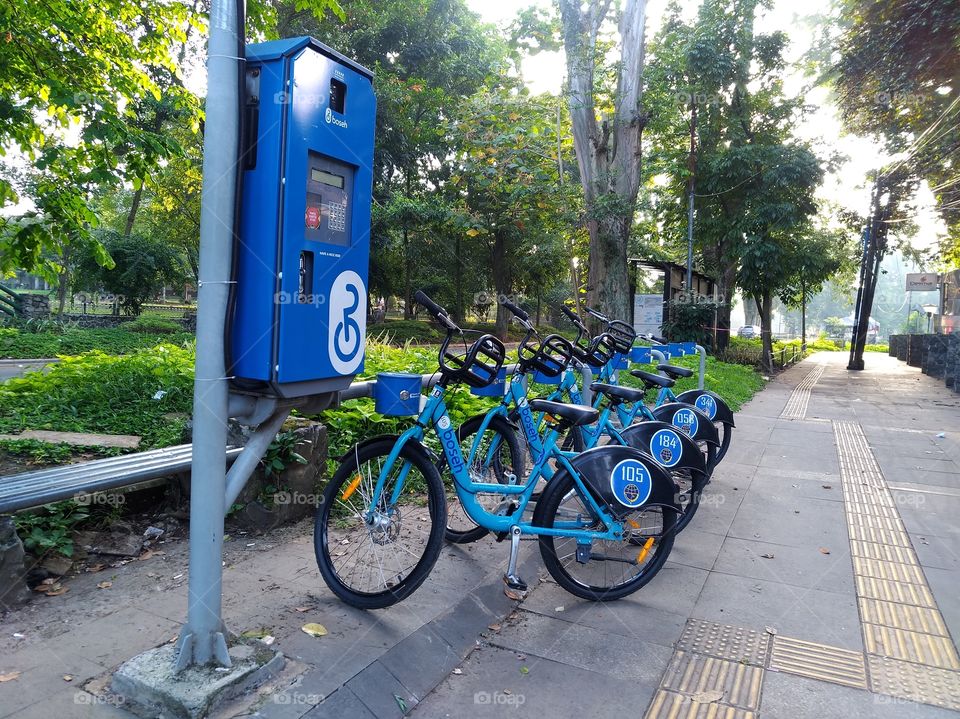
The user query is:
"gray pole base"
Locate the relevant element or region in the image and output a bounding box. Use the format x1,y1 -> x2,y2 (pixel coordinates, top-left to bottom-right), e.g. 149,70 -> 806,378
112,642 -> 284,719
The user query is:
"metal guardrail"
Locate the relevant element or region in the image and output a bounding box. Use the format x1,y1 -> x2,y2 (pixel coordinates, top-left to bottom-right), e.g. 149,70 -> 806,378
0,445 -> 243,514
0,285 -> 22,318
776,344 -> 803,369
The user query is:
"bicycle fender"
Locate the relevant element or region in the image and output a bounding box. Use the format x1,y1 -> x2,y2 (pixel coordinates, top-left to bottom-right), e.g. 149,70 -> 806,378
673,389 -> 735,427
619,421 -> 709,481
650,403 -> 720,447
563,444 -> 681,518
339,434 -> 438,465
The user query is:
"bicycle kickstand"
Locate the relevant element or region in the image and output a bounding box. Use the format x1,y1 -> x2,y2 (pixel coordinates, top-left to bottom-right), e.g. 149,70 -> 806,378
503,525 -> 527,592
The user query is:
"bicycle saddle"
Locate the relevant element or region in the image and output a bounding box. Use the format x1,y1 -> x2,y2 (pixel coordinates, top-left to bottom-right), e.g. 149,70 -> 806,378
589,382 -> 646,404
631,369 -> 674,388
528,399 -> 599,427
657,363 -> 693,379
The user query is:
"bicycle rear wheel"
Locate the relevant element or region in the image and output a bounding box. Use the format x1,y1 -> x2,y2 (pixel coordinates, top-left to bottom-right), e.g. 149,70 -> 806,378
533,472 -> 676,601
314,438 -> 445,609
714,422 -> 733,463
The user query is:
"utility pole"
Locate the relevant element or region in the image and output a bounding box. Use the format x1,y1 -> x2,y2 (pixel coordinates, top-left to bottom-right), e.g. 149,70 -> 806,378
685,95 -> 697,295
174,0 -> 241,670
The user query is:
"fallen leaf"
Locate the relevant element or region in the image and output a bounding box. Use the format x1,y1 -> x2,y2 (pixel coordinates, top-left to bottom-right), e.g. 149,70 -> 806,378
554,606 -> 565,612
168,634 -> 179,644
520,666 -> 529,674
294,607 -> 310,613
821,485 -> 832,489
0,672 -> 21,682
40,577 -> 56,586
87,564 -> 105,573
262,635 -> 275,646
44,586 -> 68,596
819,547 -> 831,555
138,549 -> 165,561
62,675 -> 73,682
765,626 -> 777,636
502,689 -> 512,695
760,553 -> 775,559
301,623 -> 328,638
504,587 -> 526,601
452,668 -> 463,675
394,695 -> 408,712
487,623 -> 502,632
97,581 -> 112,589
692,689 -> 724,704
241,628 -> 269,639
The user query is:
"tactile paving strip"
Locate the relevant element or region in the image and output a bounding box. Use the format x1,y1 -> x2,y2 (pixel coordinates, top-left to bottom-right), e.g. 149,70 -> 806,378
675,619 -> 770,666
660,651 -> 763,711
867,656 -> 960,711
862,624 -> 960,669
779,364 -> 825,420
768,635 -> 867,689
858,598 -> 949,637
644,689 -> 756,719
833,420 -> 960,709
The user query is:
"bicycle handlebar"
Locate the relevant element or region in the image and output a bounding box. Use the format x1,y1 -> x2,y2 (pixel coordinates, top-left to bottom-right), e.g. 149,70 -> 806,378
584,306 -> 609,323
502,298 -> 530,324
414,290 -> 458,331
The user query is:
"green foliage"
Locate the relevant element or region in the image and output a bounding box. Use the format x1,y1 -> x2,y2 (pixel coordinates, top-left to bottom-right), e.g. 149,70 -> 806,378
15,501 -> 90,558
620,354 -> 764,412
124,316 -> 182,334
0,439 -> 74,465
0,327 -> 193,358
0,344 -> 194,448
261,430 -> 308,479
74,230 -> 185,315
661,299 -> 725,346
367,320 -> 443,344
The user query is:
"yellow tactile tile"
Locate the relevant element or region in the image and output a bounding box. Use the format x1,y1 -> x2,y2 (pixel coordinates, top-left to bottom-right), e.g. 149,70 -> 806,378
768,635 -> 867,689
867,656 -> 960,711
863,624 -> 960,669
644,689 -> 756,719
859,597 -> 950,637
845,512 -> 905,534
846,524 -> 912,548
851,556 -> 928,585
660,651 -> 763,711
854,575 -> 937,607
848,540 -> 917,564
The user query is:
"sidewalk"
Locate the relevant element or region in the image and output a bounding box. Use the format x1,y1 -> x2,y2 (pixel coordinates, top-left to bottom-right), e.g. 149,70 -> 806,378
0,351 -> 957,718
410,351 -> 960,719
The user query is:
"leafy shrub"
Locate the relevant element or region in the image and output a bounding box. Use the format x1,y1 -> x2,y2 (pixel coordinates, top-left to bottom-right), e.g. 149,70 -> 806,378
0,327 -> 194,358
619,354 -> 764,412
0,344 -> 194,448
661,299 -> 725,346
16,501 -> 90,558
367,320 -> 442,344
124,316 -> 182,334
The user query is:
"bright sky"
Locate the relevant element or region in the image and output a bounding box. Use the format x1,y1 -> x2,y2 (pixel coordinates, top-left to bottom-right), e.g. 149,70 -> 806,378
465,0 -> 947,254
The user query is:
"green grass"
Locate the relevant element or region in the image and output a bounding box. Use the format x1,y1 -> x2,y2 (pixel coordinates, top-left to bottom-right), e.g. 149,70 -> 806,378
620,353 -> 765,412
0,326 -> 193,358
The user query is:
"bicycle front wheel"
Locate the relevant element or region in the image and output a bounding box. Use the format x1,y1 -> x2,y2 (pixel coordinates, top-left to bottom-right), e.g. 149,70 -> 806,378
314,438 -> 445,609
533,472 -> 676,601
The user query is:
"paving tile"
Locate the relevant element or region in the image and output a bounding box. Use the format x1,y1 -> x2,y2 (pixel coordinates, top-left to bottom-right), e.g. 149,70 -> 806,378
768,635 -> 866,688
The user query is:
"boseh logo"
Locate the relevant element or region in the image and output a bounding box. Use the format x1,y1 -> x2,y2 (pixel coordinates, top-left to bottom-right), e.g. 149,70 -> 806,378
437,416 -> 464,473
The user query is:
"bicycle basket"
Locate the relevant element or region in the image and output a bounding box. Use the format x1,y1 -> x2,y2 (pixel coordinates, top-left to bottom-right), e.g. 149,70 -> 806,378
517,333 -> 574,378
571,332 -> 617,367
439,333 -> 507,388
605,319 -> 637,354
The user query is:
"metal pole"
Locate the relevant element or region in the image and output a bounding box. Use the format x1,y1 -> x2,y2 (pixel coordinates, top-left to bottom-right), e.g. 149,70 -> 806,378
175,0 -> 241,671
695,345 -> 706,390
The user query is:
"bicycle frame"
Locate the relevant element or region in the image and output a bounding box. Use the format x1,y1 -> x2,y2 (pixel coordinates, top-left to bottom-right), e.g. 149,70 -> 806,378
368,383 -> 625,542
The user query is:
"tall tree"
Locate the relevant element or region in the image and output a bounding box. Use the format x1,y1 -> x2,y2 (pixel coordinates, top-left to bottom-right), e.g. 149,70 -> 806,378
558,0 -> 649,322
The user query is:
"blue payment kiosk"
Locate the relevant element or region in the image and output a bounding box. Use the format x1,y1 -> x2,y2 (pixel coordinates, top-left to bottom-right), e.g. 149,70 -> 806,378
230,37 -> 375,398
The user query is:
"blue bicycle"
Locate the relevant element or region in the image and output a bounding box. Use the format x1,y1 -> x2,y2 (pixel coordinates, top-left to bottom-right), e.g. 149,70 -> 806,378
314,292 -> 681,608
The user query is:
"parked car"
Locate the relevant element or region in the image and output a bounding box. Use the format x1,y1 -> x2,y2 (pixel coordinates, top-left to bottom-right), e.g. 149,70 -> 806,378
737,325 -> 761,338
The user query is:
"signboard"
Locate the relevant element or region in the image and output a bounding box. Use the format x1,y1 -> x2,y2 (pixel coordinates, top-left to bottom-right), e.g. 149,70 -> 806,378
905,273 -> 938,292
633,293 -> 663,336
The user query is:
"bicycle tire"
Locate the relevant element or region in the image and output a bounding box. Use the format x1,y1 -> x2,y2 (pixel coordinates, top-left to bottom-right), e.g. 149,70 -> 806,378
314,438 -> 445,609
714,422 -> 733,463
533,471 -> 676,601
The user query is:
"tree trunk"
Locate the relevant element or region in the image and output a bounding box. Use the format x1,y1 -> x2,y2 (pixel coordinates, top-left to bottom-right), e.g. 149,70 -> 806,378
801,277 -> 807,350
492,233 -> 511,340
56,244 -> 70,316
714,264 -> 737,351
402,225 -> 413,320
559,0 -> 648,322
759,291 -> 774,374
454,234 -> 464,322
124,185 -> 144,236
